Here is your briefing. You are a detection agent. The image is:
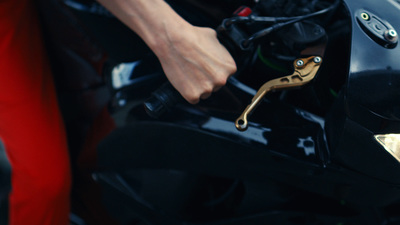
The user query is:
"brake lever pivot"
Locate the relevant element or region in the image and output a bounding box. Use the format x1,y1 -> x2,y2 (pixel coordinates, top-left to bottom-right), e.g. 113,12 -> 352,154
235,56 -> 322,131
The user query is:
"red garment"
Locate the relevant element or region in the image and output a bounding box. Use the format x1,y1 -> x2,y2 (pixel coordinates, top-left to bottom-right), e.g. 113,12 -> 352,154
0,0 -> 71,224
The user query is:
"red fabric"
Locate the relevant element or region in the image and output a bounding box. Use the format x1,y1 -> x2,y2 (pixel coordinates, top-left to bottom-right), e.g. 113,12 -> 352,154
0,0 -> 71,224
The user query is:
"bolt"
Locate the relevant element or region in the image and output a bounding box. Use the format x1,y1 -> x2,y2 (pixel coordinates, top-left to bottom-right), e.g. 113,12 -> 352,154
296,60 -> 304,67
313,57 -> 322,63
385,29 -> 398,42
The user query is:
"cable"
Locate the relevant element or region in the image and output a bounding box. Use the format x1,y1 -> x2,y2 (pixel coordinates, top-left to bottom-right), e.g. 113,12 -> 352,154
243,0 -> 340,47
226,0 -> 340,47
231,0 -> 340,25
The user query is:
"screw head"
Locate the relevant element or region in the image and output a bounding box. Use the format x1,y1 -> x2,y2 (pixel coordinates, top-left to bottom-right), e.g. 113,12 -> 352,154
313,57 -> 322,63
385,29 -> 398,42
296,60 -> 304,67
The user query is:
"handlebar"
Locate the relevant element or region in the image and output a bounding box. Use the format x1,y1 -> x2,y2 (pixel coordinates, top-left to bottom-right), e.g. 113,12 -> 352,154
143,82 -> 184,118
142,2 -> 330,118
143,17 -> 253,118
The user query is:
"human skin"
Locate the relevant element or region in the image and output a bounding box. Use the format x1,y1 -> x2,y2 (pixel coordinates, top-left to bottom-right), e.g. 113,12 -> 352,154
97,0 -> 237,104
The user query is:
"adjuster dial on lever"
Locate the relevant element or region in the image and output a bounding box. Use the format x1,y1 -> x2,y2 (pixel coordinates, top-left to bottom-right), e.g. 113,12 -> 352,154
235,56 -> 322,131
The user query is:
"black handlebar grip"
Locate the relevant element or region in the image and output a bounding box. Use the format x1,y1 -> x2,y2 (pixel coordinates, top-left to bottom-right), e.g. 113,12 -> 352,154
144,82 -> 185,118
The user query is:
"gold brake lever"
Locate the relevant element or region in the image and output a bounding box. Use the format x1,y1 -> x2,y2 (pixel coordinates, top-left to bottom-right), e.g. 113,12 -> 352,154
235,56 -> 322,131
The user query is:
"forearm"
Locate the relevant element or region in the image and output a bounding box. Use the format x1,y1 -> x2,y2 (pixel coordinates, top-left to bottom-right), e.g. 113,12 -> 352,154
97,0 -> 236,104
96,0 -> 189,57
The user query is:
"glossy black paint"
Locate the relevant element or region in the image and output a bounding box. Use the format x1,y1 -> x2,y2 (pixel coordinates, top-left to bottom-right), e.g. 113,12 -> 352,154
343,0 -> 400,121
96,0 -> 400,223
35,0 -> 400,224
326,0 -> 400,184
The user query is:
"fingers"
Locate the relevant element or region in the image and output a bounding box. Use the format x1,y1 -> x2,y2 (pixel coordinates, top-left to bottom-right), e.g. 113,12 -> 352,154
158,25 -> 237,104
194,75 -> 231,103
199,85 -> 223,100
182,61 -> 236,104
181,81 -> 220,104
183,83 -> 213,104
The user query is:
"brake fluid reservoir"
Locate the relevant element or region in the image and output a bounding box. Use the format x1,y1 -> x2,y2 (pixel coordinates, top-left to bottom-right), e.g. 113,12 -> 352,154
356,9 -> 398,48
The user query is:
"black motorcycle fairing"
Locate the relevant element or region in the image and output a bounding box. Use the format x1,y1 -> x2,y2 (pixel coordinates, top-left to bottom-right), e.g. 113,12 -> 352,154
36,0 -> 400,224
96,0 -> 400,223
325,0 -> 400,185
97,103 -> 400,224
100,73 -> 400,209
341,0 -> 400,121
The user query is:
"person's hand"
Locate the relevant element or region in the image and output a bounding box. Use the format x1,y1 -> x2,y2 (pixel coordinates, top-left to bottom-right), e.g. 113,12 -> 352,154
153,24 -> 237,104
97,0 -> 236,103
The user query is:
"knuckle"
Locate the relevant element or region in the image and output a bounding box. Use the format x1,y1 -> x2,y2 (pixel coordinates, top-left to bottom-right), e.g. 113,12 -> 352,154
185,90 -> 201,104
214,71 -> 229,86
186,95 -> 199,104
202,83 -> 214,95
200,92 -> 212,100
228,62 -> 237,74
215,76 -> 227,87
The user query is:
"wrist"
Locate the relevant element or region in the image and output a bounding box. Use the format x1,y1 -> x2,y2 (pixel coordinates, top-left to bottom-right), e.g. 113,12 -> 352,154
149,19 -> 194,59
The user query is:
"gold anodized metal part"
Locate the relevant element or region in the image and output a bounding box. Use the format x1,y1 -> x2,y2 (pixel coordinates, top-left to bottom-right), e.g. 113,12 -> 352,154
235,56 -> 322,131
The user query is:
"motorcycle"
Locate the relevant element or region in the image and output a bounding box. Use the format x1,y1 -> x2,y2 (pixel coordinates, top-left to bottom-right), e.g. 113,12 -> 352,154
33,0 -> 400,224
